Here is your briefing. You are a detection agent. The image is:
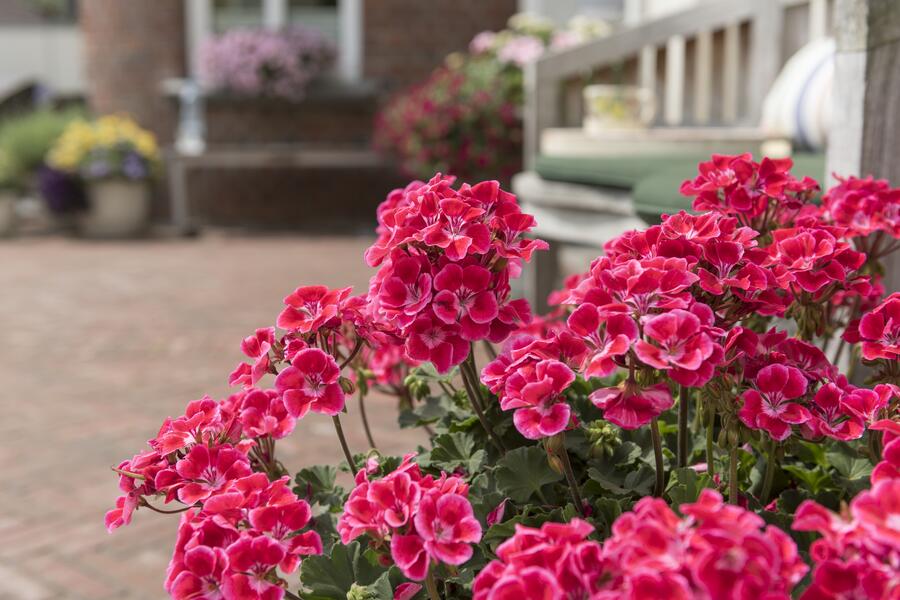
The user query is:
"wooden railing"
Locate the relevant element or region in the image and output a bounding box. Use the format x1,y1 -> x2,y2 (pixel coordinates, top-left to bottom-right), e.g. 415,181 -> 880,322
523,0 -> 832,167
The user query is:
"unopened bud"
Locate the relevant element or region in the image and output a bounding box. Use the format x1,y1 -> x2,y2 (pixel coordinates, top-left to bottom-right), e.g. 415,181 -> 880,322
547,454 -> 565,475
340,376 -> 356,395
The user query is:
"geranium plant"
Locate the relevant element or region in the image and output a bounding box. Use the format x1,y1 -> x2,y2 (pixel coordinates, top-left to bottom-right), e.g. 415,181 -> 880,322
373,14 -> 609,184
198,26 -> 336,100
108,156 -> 900,600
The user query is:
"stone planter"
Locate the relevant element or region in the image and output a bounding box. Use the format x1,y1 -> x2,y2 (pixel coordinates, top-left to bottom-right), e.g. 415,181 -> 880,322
79,179 -> 150,238
0,191 -> 16,237
583,85 -> 656,133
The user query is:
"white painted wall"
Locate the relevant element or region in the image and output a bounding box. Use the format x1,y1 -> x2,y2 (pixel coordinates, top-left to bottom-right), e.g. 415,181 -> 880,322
0,25 -> 83,94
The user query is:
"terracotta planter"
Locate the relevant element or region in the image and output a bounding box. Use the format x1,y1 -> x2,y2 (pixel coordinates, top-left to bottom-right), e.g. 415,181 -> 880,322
583,85 -> 656,133
0,191 -> 17,237
79,179 -> 150,238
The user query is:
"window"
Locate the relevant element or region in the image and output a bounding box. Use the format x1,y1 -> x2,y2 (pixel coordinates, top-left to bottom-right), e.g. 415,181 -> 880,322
288,0 -> 338,41
212,0 -> 263,32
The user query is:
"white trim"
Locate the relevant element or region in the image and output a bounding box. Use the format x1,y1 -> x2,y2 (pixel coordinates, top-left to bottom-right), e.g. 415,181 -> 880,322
263,0 -> 287,30
338,0 -> 363,81
186,0 -> 213,77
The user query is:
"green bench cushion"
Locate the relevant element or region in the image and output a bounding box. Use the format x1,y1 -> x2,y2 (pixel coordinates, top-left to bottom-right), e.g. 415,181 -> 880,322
631,152 -> 826,223
535,153 -> 715,189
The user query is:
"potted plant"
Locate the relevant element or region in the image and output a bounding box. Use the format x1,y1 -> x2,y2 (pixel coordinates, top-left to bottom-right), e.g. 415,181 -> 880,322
47,114 -> 159,238
105,159 -> 900,600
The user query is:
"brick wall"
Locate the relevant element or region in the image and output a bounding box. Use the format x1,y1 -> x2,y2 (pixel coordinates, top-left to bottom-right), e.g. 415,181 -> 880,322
363,0 -> 517,91
79,0 -> 185,144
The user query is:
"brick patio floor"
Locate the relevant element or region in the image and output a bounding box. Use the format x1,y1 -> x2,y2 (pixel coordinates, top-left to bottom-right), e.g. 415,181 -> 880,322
0,234 -> 427,600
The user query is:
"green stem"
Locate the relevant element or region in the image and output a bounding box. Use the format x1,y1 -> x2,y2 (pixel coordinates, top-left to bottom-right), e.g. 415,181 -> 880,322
649,419 -> 665,497
729,446 -> 739,505
460,356 -> 505,453
358,391 -> 377,450
332,415 -> 357,476
558,433 -> 586,516
424,569 -> 441,600
677,386 -> 690,468
760,438 -> 778,506
706,408 -> 716,479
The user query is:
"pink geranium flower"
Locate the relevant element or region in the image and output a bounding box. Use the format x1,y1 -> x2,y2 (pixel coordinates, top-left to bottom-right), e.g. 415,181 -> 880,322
404,314 -> 469,374
739,364 -> 811,441
167,545 -> 229,600
566,303 -> 637,377
375,252 -> 434,328
414,491 -> 482,566
432,262 -> 499,340
156,444 -> 252,506
590,382 -> 673,430
248,500 -> 322,573
858,292 -> 900,361
635,308 -> 717,372
224,534 -> 287,600
368,470 -> 421,529
228,327 -> 275,388
502,359 -> 575,439
421,198 -> 491,260
274,348 -> 345,417
277,285 -> 351,333
238,388 -> 296,440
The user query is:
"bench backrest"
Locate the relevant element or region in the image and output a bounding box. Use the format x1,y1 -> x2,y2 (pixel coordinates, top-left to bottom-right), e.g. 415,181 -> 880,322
523,0 -> 833,167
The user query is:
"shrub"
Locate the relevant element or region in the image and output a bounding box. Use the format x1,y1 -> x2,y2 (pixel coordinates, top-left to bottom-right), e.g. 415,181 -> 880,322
0,107 -> 82,188
107,157 -> 900,600
198,26 -> 336,100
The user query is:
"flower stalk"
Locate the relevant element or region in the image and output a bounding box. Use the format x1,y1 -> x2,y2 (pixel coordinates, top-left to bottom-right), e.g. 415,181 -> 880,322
760,438 -> 778,506
677,385 -> 690,468
728,446 -> 739,505
460,352 -> 505,453
649,419 -> 665,497
332,414 -> 357,476
357,390 -> 377,450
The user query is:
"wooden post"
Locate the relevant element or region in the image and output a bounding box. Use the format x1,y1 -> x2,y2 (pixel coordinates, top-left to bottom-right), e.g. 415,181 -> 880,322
828,0 -> 900,293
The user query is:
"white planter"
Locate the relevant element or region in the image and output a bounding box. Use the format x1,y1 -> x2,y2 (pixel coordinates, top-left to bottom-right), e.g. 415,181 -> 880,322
79,180 -> 150,238
0,192 -> 16,237
583,85 -> 656,134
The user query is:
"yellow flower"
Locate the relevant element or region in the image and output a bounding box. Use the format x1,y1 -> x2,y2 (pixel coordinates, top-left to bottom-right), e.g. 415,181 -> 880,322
47,113 -> 160,173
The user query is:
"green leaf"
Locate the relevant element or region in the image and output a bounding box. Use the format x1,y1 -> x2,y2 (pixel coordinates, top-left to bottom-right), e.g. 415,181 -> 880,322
495,446 -> 563,503
783,465 -> 833,495
422,432 -> 486,475
295,465 -> 345,510
666,467 -> 713,509
826,450 -> 873,480
299,542 -> 392,600
397,396 -> 452,428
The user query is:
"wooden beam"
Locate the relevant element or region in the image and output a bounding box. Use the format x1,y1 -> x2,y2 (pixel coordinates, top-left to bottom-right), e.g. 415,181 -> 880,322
535,0 -> 755,81
693,29 -> 713,123
722,22 -> 740,122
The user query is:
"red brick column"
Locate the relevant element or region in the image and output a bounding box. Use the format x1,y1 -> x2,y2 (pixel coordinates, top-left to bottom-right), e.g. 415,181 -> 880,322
79,0 -> 186,144
363,0 -> 517,91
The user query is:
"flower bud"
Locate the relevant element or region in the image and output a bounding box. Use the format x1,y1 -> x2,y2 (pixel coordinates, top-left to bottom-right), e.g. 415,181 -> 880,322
339,376 -> 356,395
547,454 -> 565,475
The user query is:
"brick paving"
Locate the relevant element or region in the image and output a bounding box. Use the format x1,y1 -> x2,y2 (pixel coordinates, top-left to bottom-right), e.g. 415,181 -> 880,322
0,234 -> 427,600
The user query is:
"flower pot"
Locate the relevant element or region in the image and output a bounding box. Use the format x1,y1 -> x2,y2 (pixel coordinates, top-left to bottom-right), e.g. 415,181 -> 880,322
0,191 -> 16,237
79,179 -> 150,238
583,85 -> 655,133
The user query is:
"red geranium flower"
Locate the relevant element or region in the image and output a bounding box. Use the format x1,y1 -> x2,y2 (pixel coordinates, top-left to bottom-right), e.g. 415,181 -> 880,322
274,348 -> 345,418
277,285 -> 351,333
739,364 -> 811,441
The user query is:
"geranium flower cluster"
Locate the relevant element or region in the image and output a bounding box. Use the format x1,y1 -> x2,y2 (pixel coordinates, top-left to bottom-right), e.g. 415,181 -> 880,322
792,419 -> 900,599
481,331 -> 587,438
729,329 -> 893,442
820,174 -> 900,242
337,455 -> 482,581
847,292 -> 900,364
473,489 -> 807,599
366,175 -> 545,373
166,475 -> 321,600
